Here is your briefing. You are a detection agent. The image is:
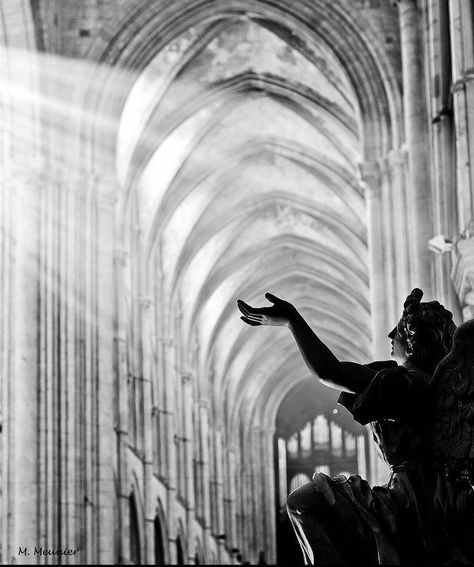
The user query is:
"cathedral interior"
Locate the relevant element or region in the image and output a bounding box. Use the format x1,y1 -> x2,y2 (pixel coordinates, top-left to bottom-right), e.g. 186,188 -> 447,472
1,0 -> 473,564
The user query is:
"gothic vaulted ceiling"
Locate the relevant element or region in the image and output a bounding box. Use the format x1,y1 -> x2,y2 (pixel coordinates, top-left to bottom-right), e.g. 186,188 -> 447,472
116,12 -> 373,438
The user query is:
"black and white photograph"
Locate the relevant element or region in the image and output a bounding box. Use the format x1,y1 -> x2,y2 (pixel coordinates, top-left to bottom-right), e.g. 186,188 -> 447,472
1,0 -> 473,564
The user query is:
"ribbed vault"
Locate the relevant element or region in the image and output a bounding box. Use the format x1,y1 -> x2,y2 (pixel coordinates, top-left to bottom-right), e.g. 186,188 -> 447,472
81,0 -> 401,453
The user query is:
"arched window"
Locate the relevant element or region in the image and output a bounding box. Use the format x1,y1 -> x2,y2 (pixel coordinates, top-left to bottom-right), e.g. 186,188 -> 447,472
129,493 -> 141,565
194,539 -> 204,565
154,516 -> 165,565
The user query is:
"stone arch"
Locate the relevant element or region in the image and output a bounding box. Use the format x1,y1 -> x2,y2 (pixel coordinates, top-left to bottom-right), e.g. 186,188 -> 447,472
151,498 -> 169,565
175,519 -> 187,565
193,538 -> 204,565
81,0 -> 402,181
128,474 -> 146,565
129,492 -> 142,565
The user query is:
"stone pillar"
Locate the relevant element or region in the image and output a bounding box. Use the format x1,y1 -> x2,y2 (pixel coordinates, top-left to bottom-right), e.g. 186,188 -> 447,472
56,169 -> 83,562
156,337 -> 173,482
161,337 -> 178,564
113,247 -> 130,565
379,157 -> 397,325
36,167 -> 57,560
139,295 -> 156,565
232,444 -> 243,561
214,426 -> 226,562
182,373 -> 196,565
425,0 -> 461,313
0,165 -> 13,564
250,426 -> 263,561
95,176 -> 120,564
360,161 -> 390,359
451,237 -> 474,320
449,0 -> 474,232
397,0 -> 433,296
226,447 -> 238,553
5,164 -> 42,563
262,428 -> 277,565
199,398 -> 212,557
388,148 -> 412,307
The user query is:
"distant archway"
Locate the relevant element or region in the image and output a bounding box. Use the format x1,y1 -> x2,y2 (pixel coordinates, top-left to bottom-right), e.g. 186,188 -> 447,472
129,493 -> 141,565
154,515 -> 166,565
176,535 -> 185,566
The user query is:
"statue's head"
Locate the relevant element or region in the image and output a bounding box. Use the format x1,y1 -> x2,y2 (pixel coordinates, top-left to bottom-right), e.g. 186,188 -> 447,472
388,288 -> 456,372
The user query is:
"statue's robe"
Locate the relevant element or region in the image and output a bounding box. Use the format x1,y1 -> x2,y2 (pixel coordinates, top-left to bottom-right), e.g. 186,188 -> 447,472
287,361 -> 474,566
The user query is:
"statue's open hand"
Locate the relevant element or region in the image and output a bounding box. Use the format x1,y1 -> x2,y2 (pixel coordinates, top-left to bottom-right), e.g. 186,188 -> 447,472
237,293 -> 298,327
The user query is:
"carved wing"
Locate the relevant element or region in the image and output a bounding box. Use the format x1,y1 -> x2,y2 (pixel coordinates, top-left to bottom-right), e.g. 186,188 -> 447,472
430,319 -> 474,460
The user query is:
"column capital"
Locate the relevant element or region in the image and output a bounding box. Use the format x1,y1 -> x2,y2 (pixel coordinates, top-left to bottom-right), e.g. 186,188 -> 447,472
391,0 -> 419,12
359,161 -> 381,182
388,148 -> 407,168
359,161 -> 381,198
197,397 -> 210,409
182,372 -> 192,384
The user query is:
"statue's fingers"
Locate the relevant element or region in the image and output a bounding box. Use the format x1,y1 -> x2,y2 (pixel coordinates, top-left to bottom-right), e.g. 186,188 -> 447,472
240,316 -> 260,327
237,299 -> 253,310
237,302 -> 262,321
265,292 -> 282,304
237,300 -> 250,314
246,312 -> 264,323
237,301 -> 252,317
237,300 -> 262,317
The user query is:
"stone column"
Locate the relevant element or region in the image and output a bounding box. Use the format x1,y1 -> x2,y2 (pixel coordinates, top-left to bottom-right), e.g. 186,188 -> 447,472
95,175 -> 120,564
199,398 -> 212,557
156,337 -> 172,482
379,158 -> 397,325
182,373 -> 196,564
250,427 -> 263,561
0,165 -> 13,563
397,0 -> 434,296
425,0 -> 460,313
160,337 -> 178,563
57,169 -> 83,561
451,237 -> 474,320
388,148 -> 412,307
449,0 -> 474,232
226,447 -> 238,553
360,161 -> 390,359
113,247 -> 130,565
262,428 -> 277,565
5,164 -> 42,563
214,426 -> 226,563
139,295 -> 156,565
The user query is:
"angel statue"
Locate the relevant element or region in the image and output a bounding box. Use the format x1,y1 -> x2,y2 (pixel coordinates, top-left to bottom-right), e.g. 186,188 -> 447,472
237,289 -> 474,565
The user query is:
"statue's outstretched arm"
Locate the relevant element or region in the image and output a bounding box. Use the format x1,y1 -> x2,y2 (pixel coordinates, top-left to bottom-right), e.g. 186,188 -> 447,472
237,293 -> 376,394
